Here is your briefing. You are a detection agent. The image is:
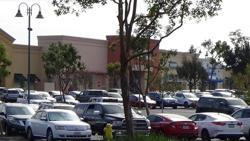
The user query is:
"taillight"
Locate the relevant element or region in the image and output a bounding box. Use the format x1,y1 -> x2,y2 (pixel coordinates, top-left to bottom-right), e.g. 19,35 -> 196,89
212,122 -> 226,126
237,122 -> 242,126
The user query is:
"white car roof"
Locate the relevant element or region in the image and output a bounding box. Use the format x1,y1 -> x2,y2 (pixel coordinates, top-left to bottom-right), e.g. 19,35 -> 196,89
198,112 -> 236,121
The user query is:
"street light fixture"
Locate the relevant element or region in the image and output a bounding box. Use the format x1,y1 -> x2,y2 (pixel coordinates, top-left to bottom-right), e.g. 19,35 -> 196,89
15,2 -> 43,104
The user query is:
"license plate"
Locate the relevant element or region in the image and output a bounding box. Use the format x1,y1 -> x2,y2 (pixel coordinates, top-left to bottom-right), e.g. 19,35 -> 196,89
228,124 -> 235,128
74,132 -> 81,135
183,125 -> 190,129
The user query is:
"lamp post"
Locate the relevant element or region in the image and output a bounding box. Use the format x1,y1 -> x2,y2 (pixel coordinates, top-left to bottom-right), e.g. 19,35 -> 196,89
15,2 -> 43,104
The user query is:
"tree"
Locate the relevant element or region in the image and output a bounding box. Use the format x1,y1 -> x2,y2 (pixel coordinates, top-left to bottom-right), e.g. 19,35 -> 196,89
0,43 -> 11,86
107,62 -> 120,88
177,47 -> 208,92
42,42 -> 85,102
52,0 -> 222,137
212,30 -> 250,74
201,39 -> 223,90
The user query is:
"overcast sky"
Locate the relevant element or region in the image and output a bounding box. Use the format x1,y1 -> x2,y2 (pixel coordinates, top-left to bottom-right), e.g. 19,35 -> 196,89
1,0 -> 250,55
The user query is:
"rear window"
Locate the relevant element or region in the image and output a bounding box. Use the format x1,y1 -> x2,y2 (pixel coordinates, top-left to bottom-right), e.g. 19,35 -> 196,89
198,97 -> 215,107
89,91 -> 107,96
227,99 -> 247,106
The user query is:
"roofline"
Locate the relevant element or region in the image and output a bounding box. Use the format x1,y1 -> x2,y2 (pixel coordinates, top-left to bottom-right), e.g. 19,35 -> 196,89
0,28 -> 15,43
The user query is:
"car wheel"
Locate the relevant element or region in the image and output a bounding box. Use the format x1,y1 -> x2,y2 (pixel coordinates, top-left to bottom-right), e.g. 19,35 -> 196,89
47,129 -> 55,141
27,127 -> 34,141
201,129 -> 211,141
184,102 -> 189,108
5,124 -> 12,136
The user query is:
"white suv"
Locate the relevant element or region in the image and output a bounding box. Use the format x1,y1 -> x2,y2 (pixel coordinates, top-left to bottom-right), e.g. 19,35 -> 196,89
174,92 -> 199,108
25,109 -> 91,141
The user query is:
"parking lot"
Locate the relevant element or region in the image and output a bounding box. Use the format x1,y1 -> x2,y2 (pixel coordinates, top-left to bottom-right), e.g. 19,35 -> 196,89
0,107 -> 247,141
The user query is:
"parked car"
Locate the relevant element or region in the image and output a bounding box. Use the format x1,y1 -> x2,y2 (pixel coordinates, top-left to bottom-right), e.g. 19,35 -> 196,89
55,95 -> 79,105
73,102 -> 150,136
3,88 -> 24,102
77,89 -> 109,102
0,87 -> 7,100
129,94 -> 156,109
174,92 -> 199,108
0,103 -> 35,135
89,97 -> 120,103
48,90 -> 62,97
212,91 -> 235,97
232,107 -> 250,140
107,92 -> 123,102
195,91 -> 212,98
37,91 -> 56,103
17,93 -> 51,104
25,109 -> 92,141
38,103 -> 75,110
189,112 -> 243,141
147,92 -> 177,109
108,88 -> 122,95
147,113 -> 198,139
196,96 -> 248,114
68,91 -> 81,98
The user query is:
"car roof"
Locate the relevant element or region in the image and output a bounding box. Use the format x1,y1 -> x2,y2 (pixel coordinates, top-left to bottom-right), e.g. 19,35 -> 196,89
3,103 -> 30,107
40,109 -> 74,112
195,112 -> 235,120
154,113 -> 190,121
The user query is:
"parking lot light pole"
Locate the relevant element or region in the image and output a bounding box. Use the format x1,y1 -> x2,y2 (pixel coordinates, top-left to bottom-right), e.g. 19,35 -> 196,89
15,2 -> 43,104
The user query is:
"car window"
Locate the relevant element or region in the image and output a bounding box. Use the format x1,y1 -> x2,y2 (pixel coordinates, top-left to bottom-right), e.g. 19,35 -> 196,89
154,116 -> 163,122
196,114 -> 207,121
175,93 -> 182,98
242,110 -> 250,118
85,104 -> 95,115
48,111 -> 80,121
189,115 -> 197,121
147,115 -> 156,122
198,97 -> 214,107
6,106 -> 34,115
74,104 -> 87,116
232,110 -> 243,119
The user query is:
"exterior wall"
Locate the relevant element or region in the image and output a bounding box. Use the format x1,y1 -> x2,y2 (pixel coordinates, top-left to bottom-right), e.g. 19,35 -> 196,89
38,35 -> 108,90
12,44 -> 43,90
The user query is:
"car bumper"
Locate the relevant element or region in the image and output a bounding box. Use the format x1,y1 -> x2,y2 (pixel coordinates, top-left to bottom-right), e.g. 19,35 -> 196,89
8,124 -> 25,133
53,129 -> 92,140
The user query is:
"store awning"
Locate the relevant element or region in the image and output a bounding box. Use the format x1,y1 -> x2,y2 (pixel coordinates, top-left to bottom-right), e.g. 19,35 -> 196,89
14,73 -> 27,82
29,74 -> 40,83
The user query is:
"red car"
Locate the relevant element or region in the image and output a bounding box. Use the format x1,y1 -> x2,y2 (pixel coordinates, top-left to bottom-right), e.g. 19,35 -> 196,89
147,113 -> 198,139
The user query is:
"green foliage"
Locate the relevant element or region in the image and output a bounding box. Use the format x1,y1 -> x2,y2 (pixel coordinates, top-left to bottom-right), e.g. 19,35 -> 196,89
212,30 -> 250,74
114,133 -> 192,141
42,42 -> 85,95
0,43 -> 11,85
107,62 -> 120,88
232,64 -> 250,90
177,48 -> 208,91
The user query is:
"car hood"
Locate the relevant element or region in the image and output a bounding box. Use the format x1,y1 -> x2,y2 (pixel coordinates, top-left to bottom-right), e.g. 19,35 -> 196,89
31,99 -> 51,103
50,121 -> 89,126
105,113 -> 145,120
8,115 -> 32,120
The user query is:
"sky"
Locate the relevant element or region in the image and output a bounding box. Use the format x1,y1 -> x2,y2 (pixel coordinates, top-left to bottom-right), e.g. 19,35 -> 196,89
1,0 -> 250,55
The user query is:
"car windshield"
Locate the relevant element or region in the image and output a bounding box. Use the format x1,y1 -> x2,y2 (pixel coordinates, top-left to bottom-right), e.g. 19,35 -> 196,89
6,106 -> 34,115
103,104 -> 136,114
227,99 -> 247,106
8,90 -> 19,94
48,111 -> 80,121
184,93 -> 197,98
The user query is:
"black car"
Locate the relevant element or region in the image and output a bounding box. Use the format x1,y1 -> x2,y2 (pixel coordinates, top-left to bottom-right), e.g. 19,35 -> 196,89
0,103 -> 35,135
196,96 -> 248,115
77,89 -> 109,102
3,89 -> 23,102
73,102 -> 150,136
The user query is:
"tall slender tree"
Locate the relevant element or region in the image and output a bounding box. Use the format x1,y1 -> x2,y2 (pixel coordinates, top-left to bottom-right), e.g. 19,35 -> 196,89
52,0 -> 222,137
